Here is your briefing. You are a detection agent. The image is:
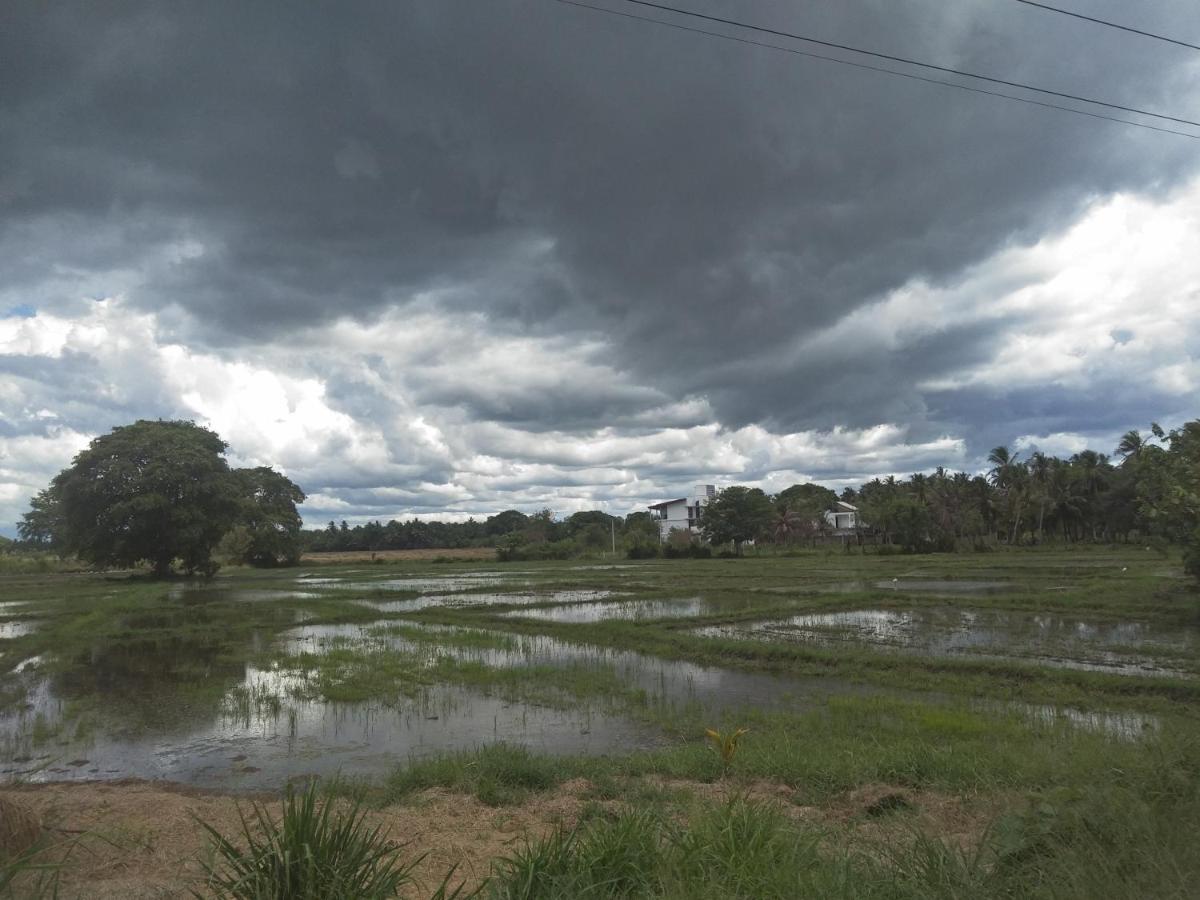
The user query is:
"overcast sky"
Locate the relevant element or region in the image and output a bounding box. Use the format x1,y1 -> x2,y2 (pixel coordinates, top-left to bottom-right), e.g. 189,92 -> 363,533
2,0 -> 1198,533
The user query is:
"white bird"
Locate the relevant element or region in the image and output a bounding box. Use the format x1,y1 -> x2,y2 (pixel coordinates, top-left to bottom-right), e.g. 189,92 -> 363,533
1121,567 -> 1128,572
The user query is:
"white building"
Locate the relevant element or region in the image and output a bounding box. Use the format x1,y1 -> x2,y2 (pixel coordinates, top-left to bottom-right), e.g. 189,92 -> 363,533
648,484 -> 715,541
823,501 -> 860,532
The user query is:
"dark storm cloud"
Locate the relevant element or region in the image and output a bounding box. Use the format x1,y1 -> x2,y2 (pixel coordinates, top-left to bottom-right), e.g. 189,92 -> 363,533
2,0 -> 1197,440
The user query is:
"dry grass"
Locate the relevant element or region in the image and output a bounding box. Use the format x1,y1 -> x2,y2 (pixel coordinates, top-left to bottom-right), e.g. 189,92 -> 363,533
4,776 -> 1005,898
0,794 -> 42,859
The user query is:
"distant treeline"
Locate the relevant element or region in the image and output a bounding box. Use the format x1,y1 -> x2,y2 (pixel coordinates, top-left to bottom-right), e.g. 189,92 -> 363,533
300,421 -> 1200,576
302,508 -> 656,555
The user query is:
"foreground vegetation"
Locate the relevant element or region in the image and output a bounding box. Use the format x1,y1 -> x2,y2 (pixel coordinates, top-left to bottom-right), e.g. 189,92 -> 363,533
2,546 -> 1198,896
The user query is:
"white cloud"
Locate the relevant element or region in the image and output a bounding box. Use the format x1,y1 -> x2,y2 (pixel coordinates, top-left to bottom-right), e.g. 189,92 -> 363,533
3,174 -> 1199,533
1013,432 -> 1091,458
901,180 -> 1200,394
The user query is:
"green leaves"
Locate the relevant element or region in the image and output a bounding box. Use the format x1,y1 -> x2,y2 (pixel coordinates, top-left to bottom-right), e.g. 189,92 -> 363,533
195,781 -> 421,899
700,487 -> 775,553
19,419 -> 304,576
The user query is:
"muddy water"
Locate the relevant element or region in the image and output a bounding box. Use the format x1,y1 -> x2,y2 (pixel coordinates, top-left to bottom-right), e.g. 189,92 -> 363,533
0,621 -> 36,638
167,587 -> 325,604
298,573 -> 515,593
283,622 -> 1158,738
358,589 -> 620,615
698,607 -> 1200,677
0,616 -> 881,789
503,598 -> 708,623
0,670 -> 643,790
285,621 -> 883,717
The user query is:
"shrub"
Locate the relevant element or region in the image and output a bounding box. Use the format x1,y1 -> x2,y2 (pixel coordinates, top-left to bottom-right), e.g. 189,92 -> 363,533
625,544 -> 659,559
195,780 -> 421,899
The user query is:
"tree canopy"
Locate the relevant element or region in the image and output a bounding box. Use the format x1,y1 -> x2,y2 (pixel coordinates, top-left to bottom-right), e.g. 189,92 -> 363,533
19,420 -> 305,576
700,486 -> 775,554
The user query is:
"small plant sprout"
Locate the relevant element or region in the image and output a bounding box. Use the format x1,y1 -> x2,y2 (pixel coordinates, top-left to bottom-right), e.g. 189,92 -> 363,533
705,727 -> 749,773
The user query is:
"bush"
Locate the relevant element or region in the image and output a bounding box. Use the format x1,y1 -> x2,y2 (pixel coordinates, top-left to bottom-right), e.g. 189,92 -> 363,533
496,539 -> 579,562
663,544 -> 712,559
195,780 -> 422,899
626,544 -> 660,559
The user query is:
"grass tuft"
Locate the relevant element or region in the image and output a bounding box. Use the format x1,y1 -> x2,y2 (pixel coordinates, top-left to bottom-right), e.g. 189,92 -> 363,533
194,780 -> 422,899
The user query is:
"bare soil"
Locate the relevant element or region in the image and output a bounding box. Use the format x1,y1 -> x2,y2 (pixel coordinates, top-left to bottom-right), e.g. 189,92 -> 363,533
2,778 -> 999,898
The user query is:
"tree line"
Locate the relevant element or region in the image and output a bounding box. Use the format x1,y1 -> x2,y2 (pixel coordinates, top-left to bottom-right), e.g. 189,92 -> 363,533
695,422 -> 1200,577
304,508 -> 662,558
13,418 -> 1199,579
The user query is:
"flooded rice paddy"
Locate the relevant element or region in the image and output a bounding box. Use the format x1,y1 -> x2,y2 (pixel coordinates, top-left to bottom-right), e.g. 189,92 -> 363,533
502,597 -> 708,622
1,553 -> 1192,790
357,589 -> 620,615
697,607 -> 1200,677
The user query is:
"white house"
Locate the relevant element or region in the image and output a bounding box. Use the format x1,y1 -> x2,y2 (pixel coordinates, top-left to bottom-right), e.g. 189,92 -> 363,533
648,484 -> 715,541
823,501 -> 860,532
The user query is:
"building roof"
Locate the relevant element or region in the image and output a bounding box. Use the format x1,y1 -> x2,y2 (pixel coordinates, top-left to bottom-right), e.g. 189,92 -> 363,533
647,498 -> 687,510
835,501 -> 858,512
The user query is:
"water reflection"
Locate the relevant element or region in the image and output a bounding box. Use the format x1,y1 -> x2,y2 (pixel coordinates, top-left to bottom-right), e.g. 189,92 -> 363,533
698,607 -> 1199,677
359,589 -> 619,614
503,598 -> 708,623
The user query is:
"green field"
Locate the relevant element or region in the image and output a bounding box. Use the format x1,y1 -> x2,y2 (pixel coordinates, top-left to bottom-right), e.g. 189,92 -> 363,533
2,547 -> 1198,897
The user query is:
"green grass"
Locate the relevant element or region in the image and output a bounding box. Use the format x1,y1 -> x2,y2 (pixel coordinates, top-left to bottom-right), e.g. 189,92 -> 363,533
195,780 -> 426,899
2,547 -> 1199,897
485,784 -> 1200,899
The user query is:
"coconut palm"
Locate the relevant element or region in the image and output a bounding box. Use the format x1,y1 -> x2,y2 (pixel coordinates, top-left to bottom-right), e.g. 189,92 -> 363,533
771,504 -> 803,545
1116,430 -> 1145,461
1029,451 -> 1054,541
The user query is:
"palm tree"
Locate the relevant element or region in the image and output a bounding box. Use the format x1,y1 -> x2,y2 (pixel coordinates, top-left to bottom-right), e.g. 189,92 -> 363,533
1116,430 -> 1145,462
772,505 -> 802,545
987,446 -> 1019,487
1029,452 -> 1053,541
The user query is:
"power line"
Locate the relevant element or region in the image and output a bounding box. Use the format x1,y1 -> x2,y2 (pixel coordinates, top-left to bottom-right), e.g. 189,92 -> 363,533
602,0 -> 1200,129
554,0 -> 1200,140
1013,1 -> 1200,53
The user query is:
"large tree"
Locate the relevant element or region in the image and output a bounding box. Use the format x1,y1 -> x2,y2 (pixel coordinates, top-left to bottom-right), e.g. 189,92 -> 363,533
19,420 -> 301,577
700,486 -> 774,555
773,482 -> 839,545
222,467 -> 307,566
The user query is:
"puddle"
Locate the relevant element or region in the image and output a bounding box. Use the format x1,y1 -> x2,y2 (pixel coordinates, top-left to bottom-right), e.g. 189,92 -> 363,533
299,574 -> 512,594
359,590 -> 619,615
0,615 -> 658,790
697,608 -> 1199,677
1016,703 -> 1158,739
288,622 -> 1160,739
284,621 -> 879,717
0,622 -> 35,639
0,671 -> 647,790
167,587 -> 324,604
504,598 -> 707,623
